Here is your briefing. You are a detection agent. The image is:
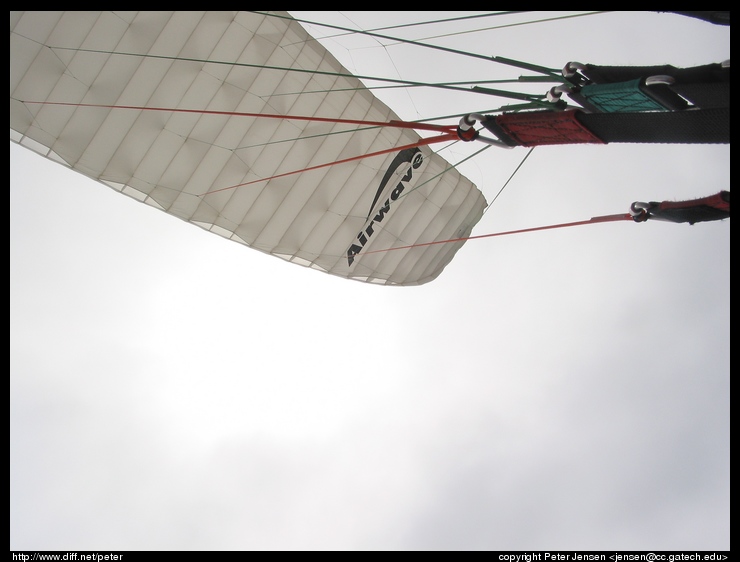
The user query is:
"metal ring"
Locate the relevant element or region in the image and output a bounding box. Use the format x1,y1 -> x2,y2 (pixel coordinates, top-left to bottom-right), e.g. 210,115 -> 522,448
562,61 -> 586,78
644,75 -> 675,86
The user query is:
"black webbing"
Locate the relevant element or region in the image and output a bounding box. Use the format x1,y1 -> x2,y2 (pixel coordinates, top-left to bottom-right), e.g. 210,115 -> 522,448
572,63 -> 729,111
481,107 -> 730,147
577,63 -> 728,85
576,107 -> 730,144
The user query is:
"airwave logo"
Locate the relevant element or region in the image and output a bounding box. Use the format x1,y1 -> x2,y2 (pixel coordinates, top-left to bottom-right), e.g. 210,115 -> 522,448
346,147 -> 424,266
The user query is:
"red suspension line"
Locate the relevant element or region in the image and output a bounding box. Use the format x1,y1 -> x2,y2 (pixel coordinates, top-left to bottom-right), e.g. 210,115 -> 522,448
361,213 -> 635,256
22,101 -> 462,195
20,101 -> 458,133
202,132 -> 460,195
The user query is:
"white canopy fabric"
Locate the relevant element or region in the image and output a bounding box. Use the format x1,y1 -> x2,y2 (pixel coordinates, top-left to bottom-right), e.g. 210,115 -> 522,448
10,11 -> 487,285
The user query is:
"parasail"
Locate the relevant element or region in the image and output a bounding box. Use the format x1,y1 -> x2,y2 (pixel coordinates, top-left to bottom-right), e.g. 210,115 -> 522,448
10,11 -> 729,286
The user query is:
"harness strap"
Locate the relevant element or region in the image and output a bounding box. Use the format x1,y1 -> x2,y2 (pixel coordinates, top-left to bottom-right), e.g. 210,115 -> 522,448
481,107 -> 729,147
577,107 -> 730,144
565,62 -> 729,112
630,191 -> 730,224
481,110 -> 604,147
575,79 -> 674,113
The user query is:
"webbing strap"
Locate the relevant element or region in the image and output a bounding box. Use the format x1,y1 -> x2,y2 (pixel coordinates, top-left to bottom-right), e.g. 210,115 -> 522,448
577,107 -> 730,144
632,191 -> 730,224
577,79 -> 668,113
483,110 -> 605,147
569,63 -> 729,111
481,107 -> 729,147
574,63 -> 728,87
670,82 -> 730,109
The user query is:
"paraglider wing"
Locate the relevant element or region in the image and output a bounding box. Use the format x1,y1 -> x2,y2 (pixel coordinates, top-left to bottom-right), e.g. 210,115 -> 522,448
10,11 -> 487,286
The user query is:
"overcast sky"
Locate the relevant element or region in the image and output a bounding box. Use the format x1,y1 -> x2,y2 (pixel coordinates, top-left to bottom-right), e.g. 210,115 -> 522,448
10,12 -> 729,551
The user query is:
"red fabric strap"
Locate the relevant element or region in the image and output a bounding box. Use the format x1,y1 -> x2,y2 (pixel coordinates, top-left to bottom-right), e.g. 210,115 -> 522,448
494,109 -> 605,146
